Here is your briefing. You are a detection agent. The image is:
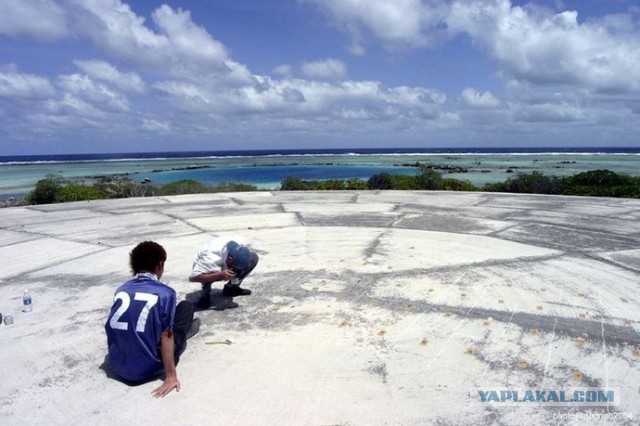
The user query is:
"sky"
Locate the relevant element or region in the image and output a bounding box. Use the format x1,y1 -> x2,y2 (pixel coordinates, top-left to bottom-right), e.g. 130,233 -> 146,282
0,0 -> 639,155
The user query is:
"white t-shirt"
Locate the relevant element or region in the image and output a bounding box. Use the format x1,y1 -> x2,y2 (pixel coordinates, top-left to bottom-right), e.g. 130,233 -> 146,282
190,236 -> 248,283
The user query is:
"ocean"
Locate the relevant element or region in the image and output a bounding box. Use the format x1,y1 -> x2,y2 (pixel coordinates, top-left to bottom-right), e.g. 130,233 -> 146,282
1,147 -> 639,199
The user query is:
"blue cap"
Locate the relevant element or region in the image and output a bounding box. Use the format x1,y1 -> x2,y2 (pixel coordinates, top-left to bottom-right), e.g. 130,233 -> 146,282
226,241 -> 252,270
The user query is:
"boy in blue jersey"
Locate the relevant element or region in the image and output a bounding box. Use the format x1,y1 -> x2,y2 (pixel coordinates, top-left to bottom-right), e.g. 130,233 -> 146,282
105,241 -> 197,397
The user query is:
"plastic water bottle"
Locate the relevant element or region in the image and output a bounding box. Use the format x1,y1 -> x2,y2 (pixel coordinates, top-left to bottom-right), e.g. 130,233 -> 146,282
23,290 -> 32,312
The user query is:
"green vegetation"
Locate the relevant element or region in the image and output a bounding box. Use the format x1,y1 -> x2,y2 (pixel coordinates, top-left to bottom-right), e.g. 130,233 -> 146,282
561,169 -> 640,198
24,176 -> 258,205
441,178 -> 478,192
26,174 -> 68,204
283,166 -> 640,198
55,183 -> 103,202
415,165 -> 443,190
156,179 -> 215,195
483,169 -> 640,198
363,164 -> 476,191
155,179 -> 258,195
208,181 -> 260,193
484,171 -> 561,194
27,175 -> 156,203
93,178 -> 157,198
20,166 -> 640,206
281,176 -> 368,190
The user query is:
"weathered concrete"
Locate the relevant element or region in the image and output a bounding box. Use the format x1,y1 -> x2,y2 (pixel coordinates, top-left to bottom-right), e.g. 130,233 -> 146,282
0,191 -> 638,425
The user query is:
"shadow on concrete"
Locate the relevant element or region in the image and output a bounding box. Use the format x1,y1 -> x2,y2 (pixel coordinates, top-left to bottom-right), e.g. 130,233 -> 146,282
98,355 -> 165,387
186,289 -> 239,312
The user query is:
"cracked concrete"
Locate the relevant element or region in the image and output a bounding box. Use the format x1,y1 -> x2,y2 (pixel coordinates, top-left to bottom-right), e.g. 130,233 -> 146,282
0,191 -> 639,425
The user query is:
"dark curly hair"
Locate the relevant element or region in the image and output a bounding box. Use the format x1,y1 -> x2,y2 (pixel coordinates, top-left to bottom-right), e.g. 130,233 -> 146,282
129,241 -> 167,275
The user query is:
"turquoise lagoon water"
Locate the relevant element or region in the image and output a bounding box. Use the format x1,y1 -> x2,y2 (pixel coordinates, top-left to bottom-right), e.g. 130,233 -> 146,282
1,149 -> 639,199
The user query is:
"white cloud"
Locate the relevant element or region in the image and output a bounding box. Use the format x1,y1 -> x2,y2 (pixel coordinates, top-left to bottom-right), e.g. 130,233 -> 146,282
461,87 -> 500,108
150,71 -> 446,127
232,78 -> 446,122
2,0 -> 253,85
0,0 -> 68,42
1,0 -> 638,152
302,0 -> 449,52
306,0 -> 640,96
282,87 -> 306,103
141,119 -> 170,133
65,0 -> 169,65
57,74 -> 129,113
74,60 -> 144,93
0,67 -> 56,99
43,93 -> 108,122
149,5 -> 235,74
274,65 -> 293,78
301,58 -> 348,80
152,80 -> 212,112
447,0 -> 640,94
512,103 -> 586,123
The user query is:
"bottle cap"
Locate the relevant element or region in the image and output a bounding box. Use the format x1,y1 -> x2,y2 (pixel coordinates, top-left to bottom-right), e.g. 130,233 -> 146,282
4,314 -> 14,325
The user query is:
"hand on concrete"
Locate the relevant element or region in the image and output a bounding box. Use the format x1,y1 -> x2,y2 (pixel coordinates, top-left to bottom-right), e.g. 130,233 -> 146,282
152,375 -> 180,398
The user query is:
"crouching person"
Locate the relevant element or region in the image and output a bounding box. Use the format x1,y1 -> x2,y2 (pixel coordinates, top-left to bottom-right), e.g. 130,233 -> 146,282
189,237 -> 259,309
105,241 -> 199,397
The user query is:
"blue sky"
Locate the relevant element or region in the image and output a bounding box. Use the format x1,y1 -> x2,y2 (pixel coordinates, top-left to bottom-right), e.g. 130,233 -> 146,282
1,0 -> 639,154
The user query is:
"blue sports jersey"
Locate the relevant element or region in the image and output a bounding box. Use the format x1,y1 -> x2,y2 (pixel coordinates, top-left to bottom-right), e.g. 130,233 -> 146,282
105,274 -> 176,382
